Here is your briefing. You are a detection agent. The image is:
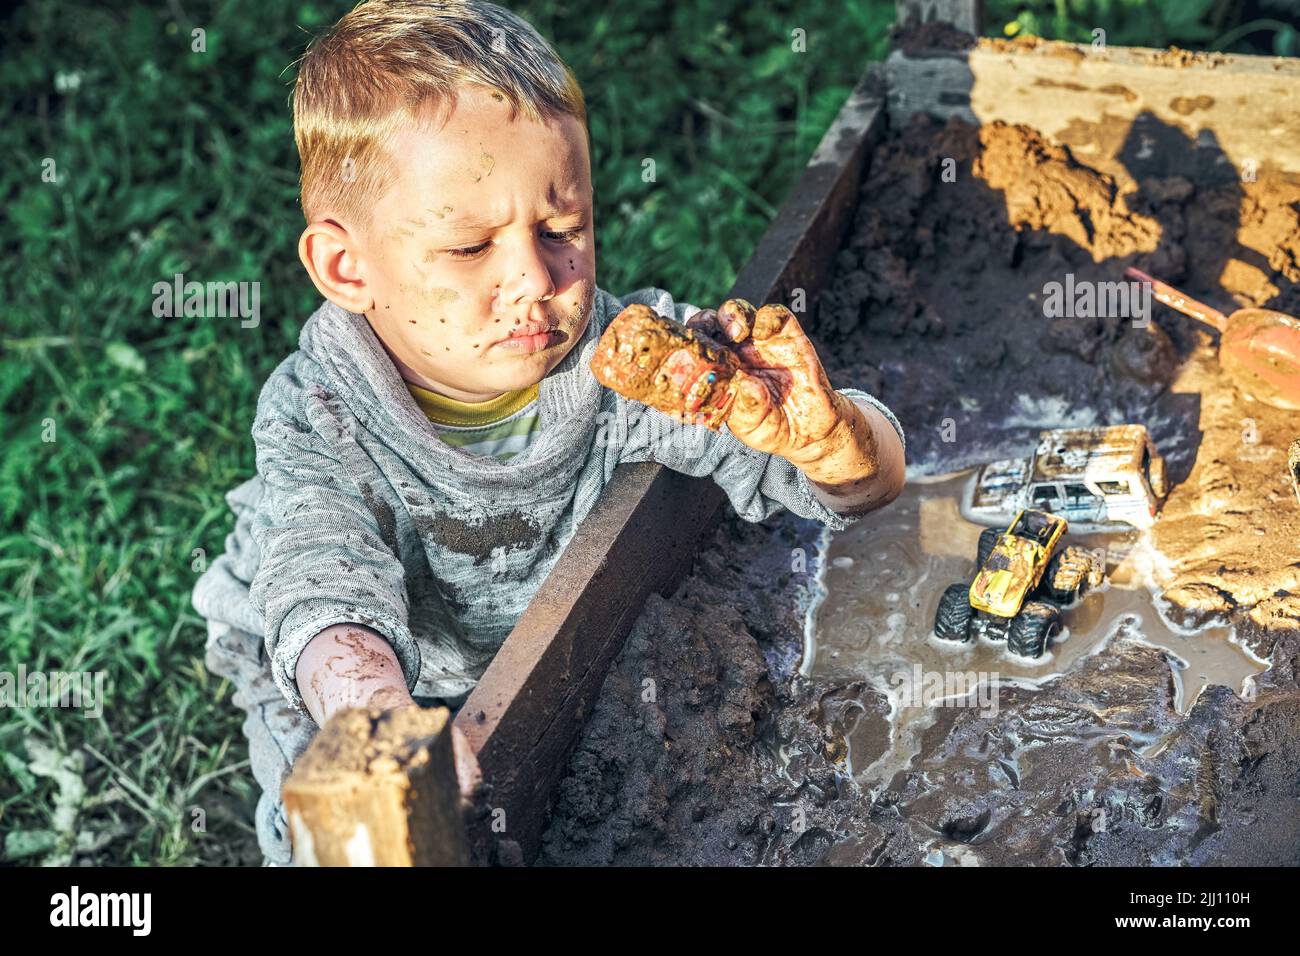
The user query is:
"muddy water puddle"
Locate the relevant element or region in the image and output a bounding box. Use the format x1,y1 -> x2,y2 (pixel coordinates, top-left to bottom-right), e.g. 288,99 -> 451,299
801,470 -> 1267,790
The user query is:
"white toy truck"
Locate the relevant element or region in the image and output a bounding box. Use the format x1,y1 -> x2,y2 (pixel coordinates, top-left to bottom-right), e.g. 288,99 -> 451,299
962,425 -> 1168,531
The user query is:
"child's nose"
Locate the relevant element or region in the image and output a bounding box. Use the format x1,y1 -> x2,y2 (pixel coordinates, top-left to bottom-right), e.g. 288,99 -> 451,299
502,238 -> 556,305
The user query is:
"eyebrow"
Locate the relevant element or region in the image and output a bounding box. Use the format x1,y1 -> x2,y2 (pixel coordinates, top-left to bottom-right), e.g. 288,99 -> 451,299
438,206 -> 587,234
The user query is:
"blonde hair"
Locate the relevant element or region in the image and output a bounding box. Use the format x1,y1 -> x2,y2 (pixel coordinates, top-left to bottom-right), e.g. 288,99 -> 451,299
292,0 -> 586,227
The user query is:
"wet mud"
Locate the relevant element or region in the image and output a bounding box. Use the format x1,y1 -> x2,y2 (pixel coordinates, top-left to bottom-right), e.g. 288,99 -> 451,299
540,112 -> 1300,866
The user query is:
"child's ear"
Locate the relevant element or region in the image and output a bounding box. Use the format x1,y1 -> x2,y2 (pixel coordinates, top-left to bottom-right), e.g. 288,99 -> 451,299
299,220 -> 374,314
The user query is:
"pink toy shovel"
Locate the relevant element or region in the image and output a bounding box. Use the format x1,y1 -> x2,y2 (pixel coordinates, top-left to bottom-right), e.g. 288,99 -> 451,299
1126,265 -> 1300,411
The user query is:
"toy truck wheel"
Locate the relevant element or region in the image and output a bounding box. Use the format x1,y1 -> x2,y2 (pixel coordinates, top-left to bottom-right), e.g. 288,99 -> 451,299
976,527 -> 1006,567
1045,546 -> 1103,604
1007,601 -> 1061,658
971,611 -> 1010,642
934,583 -> 974,642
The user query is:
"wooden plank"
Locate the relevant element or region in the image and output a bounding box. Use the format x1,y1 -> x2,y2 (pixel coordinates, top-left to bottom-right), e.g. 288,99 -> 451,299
886,38 -> 1300,177
454,64 -> 890,865
283,706 -> 467,867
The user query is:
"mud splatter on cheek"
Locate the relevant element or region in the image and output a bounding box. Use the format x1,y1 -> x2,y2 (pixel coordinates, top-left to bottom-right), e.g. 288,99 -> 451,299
426,287 -> 459,306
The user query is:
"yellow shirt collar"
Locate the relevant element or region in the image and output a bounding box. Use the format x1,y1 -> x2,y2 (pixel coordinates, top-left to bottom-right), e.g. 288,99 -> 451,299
405,380 -> 540,427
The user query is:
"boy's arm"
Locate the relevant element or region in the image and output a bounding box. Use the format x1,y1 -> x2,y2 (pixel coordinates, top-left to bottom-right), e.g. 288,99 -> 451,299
249,363 -> 480,796
248,366 -> 421,717
804,397 -> 906,517
295,623 -> 481,796
295,623 -> 413,726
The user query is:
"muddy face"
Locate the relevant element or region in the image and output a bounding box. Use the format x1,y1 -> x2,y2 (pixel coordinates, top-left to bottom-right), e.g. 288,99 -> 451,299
360,84 -> 597,401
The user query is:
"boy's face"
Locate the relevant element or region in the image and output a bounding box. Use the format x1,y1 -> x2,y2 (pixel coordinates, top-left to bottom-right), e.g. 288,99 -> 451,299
360,85 -> 596,402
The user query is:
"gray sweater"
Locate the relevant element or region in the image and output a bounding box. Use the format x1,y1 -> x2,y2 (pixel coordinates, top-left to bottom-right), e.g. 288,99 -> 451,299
191,285 -> 903,715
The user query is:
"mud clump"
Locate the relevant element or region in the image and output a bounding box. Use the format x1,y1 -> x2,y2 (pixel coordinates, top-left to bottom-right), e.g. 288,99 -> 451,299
541,113 -> 1300,866
814,114 -> 1186,469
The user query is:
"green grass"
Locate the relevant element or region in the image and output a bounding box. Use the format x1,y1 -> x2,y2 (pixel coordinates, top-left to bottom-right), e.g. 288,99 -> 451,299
0,0 -> 894,865
985,0 -> 1299,55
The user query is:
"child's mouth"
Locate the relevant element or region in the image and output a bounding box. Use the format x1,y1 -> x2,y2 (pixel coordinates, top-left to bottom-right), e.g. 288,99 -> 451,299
496,326 -> 567,354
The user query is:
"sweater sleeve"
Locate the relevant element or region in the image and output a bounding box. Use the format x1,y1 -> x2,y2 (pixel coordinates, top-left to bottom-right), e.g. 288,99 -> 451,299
247,358 -> 421,716
606,287 -> 905,533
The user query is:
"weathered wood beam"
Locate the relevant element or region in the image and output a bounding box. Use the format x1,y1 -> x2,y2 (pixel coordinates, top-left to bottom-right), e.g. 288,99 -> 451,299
283,706 -> 467,866
886,38 -> 1300,176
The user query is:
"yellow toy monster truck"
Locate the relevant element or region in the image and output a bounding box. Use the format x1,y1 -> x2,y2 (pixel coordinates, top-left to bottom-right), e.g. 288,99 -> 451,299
933,509 -> 1105,658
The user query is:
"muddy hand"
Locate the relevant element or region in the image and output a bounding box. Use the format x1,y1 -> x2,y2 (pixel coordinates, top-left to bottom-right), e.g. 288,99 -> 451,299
687,299 -> 858,468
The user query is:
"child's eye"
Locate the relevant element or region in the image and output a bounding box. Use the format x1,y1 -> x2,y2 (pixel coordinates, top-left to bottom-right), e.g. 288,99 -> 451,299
543,227 -> 584,244
447,242 -> 491,260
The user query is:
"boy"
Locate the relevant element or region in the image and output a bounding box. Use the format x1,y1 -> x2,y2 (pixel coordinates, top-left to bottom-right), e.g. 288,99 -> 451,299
192,0 -> 905,865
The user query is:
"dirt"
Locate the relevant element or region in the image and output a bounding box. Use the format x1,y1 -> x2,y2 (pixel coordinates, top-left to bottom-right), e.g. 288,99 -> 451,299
539,112 -> 1300,866
290,706 -> 452,779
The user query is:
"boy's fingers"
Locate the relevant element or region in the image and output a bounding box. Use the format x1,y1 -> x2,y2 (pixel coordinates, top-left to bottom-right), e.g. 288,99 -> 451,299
717,298 -> 756,343
744,306 -> 827,396
732,303 -> 801,368
686,299 -> 780,348
684,308 -> 729,349
728,368 -> 773,433
752,303 -> 795,341
684,307 -> 719,334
